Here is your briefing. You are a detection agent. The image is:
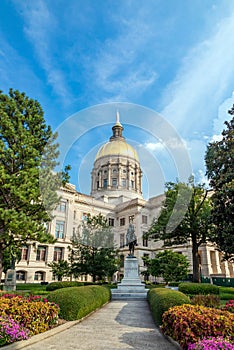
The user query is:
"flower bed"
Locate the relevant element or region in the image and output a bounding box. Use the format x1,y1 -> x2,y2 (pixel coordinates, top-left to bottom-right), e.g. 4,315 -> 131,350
188,336 -> 234,349
161,304 -> 234,350
0,294 -> 59,346
222,300 -> 234,313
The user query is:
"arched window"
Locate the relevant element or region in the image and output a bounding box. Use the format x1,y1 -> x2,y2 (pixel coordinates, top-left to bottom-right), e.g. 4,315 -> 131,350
16,271 -> 26,281
34,271 -> 45,281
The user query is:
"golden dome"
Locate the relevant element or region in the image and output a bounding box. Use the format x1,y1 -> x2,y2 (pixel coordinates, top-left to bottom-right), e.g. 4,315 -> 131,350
95,139 -> 139,162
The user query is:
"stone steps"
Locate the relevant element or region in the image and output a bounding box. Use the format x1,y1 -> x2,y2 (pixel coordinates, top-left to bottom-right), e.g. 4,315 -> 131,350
111,290 -> 148,300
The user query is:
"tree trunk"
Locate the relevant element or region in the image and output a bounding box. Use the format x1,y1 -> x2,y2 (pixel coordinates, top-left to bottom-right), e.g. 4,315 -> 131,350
192,235 -> 201,283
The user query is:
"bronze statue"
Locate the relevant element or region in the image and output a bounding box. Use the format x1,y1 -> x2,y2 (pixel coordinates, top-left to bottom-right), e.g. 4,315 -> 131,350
126,223 -> 137,256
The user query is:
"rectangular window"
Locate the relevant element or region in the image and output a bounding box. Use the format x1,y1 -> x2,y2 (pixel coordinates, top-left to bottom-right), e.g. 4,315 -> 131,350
120,217 -> 125,226
53,247 -> 63,262
36,246 -> 47,261
57,201 -> 66,212
109,218 -> 114,226
73,210 -> 77,220
112,178 -> 117,187
122,179 -> 126,187
120,233 -> 125,248
97,181 -> 99,189
103,179 -> 108,188
129,215 -> 134,223
55,221 -> 65,239
131,180 -> 134,189
21,245 -> 28,260
142,215 -> 148,224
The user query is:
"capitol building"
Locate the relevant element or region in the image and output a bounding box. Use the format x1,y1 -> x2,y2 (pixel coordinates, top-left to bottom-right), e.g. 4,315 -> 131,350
15,114 -> 234,283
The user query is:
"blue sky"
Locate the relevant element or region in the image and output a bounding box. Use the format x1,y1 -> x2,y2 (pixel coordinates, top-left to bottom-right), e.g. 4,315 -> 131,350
1,0 -> 234,198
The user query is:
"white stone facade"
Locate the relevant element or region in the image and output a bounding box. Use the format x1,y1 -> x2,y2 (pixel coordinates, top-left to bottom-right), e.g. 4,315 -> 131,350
14,116 -> 234,283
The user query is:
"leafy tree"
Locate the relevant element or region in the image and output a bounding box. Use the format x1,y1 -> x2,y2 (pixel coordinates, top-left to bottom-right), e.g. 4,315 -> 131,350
0,89 -> 70,279
205,107 -> 234,260
143,250 -> 189,284
48,260 -> 71,281
70,214 -> 119,282
148,180 -> 212,282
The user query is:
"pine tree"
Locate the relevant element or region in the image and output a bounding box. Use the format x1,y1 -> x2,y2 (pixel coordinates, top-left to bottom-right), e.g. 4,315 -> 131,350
0,89 -> 69,279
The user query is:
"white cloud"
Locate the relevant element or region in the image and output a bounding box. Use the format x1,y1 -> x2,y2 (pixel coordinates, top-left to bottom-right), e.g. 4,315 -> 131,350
160,7 -> 234,135
211,134 -> 222,142
196,169 -> 210,188
144,142 -> 164,152
144,138 -> 187,153
14,0 -> 72,104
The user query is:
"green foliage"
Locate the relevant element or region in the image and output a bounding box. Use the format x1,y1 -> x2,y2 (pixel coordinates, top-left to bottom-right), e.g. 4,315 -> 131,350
205,107 -> 234,260
179,282 -> 219,296
191,294 -> 220,308
46,281 -> 84,291
48,260 -> 71,281
147,287 -> 190,325
161,304 -> 234,350
220,293 -> 234,301
219,286 -> 234,296
47,285 -> 111,320
70,214 -> 119,282
0,89 -> 70,277
145,250 -> 189,284
148,180 -> 212,282
0,294 -> 59,335
2,246 -> 21,272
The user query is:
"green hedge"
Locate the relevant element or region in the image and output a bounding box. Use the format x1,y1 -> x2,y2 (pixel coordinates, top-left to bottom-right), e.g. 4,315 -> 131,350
148,287 -> 190,326
179,282 -> 219,296
46,281 -> 84,291
47,285 -> 111,320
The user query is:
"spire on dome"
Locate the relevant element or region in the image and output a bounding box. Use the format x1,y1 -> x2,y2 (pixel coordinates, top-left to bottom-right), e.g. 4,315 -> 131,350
110,111 -> 125,141
116,110 -> 121,125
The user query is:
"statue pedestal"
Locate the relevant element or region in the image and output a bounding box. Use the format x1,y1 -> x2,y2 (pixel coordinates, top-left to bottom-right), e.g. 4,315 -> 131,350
3,269 -> 16,291
111,257 -> 147,299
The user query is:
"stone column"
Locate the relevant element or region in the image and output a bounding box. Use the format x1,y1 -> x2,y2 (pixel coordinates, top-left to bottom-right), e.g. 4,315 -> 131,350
201,246 -> 213,277
223,260 -> 230,277
215,250 -> 222,274
108,162 -> 111,188
135,166 -> 138,192
117,163 -> 121,188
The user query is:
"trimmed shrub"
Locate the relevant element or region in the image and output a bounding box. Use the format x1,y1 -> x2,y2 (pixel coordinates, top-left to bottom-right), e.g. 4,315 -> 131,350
219,287 -> 234,294
161,304 -> 234,350
46,281 -> 84,291
191,294 -> 220,308
179,282 -> 219,296
220,292 -> 234,300
147,287 -> 190,326
47,285 -> 111,320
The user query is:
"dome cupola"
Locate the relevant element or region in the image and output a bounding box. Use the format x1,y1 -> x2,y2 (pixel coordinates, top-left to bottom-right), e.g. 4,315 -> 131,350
91,113 -> 142,202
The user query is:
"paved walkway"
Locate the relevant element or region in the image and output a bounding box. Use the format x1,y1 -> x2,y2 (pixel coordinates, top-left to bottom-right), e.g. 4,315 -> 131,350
6,300 -> 179,350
